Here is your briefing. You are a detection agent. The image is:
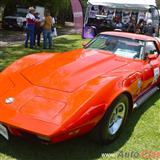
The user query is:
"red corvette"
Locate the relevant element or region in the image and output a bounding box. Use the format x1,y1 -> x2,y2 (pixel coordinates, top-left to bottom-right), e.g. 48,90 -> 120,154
0,32 -> 160,144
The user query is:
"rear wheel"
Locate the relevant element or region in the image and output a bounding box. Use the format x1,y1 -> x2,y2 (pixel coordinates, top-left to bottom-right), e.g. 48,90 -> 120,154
91,94 -> 129,144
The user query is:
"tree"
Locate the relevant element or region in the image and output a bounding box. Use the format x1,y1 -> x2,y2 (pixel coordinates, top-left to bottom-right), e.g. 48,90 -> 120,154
0,0 -> 87,24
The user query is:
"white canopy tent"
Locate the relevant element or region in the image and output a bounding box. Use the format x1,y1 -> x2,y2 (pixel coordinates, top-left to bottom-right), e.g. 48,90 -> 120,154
83,0 -> 159,38
88,0 -> 157,10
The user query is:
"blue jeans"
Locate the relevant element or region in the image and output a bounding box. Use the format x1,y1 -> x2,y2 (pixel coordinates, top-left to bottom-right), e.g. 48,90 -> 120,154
25,24 -> 35,48
43,29 -> 52,49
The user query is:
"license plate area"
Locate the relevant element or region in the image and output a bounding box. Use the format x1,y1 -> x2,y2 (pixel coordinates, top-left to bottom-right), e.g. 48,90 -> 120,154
0,124 -> 9,140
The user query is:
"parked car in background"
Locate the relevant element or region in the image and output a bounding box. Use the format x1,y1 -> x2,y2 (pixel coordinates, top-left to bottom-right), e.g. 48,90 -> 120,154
2,5 -> 44,30
2,6 -> 27,29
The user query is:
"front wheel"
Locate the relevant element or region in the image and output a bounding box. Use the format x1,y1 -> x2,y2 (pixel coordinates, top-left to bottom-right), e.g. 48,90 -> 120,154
91,94 -> 129,144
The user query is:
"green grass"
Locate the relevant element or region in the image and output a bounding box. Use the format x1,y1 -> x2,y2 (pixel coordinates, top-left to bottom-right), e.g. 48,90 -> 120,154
0,35 -> 160,160
0,35 -> 85,71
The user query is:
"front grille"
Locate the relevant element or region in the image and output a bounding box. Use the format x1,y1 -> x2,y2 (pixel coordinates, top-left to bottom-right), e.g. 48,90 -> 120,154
19,130 -> 50,144
4,18 -> 17,24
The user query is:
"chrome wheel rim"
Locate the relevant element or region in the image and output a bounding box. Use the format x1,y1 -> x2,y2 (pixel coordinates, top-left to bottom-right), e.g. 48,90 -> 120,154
108,102 -> 126,135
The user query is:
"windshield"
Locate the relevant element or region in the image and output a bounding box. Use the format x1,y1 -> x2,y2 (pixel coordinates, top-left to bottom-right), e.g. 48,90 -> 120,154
16,8 -> 27,17
16,12 -> 27,17
86,34 -> 145,59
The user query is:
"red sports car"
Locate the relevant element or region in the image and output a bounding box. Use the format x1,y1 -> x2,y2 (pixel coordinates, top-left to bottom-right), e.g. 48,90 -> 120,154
0,32 -> 160,144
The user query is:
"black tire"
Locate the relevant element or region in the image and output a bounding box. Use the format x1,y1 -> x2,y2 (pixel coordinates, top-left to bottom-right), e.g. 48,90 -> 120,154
90,94 -> 129,144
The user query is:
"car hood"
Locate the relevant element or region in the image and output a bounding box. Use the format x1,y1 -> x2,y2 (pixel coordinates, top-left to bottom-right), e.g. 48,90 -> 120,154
21,49 -> 130,92
4,16 -> 17,19
4,16 -> 26,20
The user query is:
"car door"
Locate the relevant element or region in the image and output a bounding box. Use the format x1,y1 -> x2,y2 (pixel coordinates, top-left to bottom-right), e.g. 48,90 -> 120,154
141,41 -> 160,91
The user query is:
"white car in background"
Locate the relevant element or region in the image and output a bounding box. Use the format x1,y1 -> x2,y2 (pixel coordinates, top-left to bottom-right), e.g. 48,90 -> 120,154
3,6 -> 44,30
3,7 -> 27,29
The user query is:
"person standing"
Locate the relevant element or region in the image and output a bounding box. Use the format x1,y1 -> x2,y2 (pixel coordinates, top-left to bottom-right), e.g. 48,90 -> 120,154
42,10 -> 54,49
127,19 -> 136,33
34,12 -> 42,47
113,16 -> 123,31
136,19 -> 145,34
142,19 -> 155,37
25,7 -> 36,48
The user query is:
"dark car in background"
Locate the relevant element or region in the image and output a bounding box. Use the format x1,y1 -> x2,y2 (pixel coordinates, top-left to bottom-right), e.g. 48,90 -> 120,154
2,5 -> 27,30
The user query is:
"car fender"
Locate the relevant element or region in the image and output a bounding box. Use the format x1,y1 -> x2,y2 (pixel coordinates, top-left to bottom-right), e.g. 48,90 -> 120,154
58,75 -> 133,134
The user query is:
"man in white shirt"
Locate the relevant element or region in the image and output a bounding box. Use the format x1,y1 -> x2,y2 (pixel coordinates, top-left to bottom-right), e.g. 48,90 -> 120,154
25,7 -> 36,48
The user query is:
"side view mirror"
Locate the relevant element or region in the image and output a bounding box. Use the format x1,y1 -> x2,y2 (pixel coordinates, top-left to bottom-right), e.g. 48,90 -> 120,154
147,54 -> 158,61
82,41 -> 88,48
